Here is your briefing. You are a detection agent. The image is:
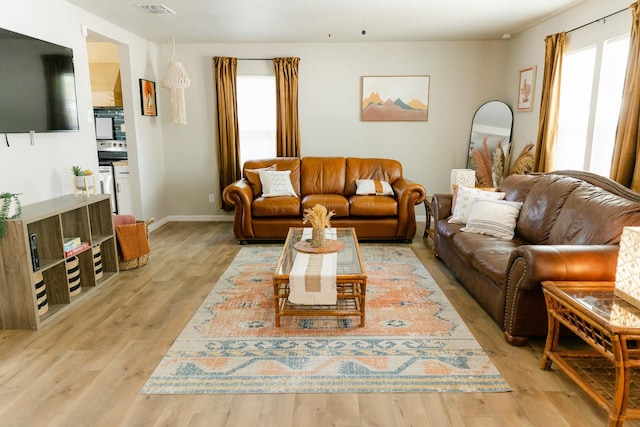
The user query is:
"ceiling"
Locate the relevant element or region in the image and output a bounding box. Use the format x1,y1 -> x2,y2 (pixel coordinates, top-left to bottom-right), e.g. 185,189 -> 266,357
66,0 -> 586,44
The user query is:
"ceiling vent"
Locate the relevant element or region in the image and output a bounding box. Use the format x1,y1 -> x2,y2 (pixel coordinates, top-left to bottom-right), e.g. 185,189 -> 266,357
136,4 -> 177,15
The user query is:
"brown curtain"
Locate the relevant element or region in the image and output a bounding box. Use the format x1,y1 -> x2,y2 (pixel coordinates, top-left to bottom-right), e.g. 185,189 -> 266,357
610,2 -> 640,191
533,32 -> 566,172
213,57 -> 241,211
274,57 -> 301,157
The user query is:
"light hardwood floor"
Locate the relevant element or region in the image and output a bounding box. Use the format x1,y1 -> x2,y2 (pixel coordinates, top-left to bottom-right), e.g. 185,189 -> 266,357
0,221 -> 636,427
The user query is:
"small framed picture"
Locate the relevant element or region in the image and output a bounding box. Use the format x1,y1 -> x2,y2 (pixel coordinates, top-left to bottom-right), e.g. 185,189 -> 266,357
517,67 -> 536,112
139,79 -> 157,116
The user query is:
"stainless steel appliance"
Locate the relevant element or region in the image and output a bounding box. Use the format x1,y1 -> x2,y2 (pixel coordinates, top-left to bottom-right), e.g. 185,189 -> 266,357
97,140 -> 127,213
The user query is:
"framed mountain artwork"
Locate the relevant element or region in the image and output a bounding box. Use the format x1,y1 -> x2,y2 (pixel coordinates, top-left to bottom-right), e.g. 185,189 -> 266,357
361,75 -> 429,121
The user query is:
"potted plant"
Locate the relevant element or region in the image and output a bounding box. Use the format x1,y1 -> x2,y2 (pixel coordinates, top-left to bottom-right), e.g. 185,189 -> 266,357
0,192 -> 22,241
71,166 -> 95,191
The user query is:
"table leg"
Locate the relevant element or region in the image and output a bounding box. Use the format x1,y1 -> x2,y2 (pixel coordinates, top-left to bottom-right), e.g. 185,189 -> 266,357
608,338 -> 630,427
274,280 -> 281,327
360,281 -> 366,327
540,294 -> 560,370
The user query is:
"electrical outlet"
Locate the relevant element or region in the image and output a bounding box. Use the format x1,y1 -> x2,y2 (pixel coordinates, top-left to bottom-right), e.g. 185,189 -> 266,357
208,194 -> 215,203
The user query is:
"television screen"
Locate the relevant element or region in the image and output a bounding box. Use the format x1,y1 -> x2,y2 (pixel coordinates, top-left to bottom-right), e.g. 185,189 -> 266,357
0,27 -> 79,133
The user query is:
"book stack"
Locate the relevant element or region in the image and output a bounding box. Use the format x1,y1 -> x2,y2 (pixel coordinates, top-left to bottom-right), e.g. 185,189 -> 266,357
63,237 -> 89,258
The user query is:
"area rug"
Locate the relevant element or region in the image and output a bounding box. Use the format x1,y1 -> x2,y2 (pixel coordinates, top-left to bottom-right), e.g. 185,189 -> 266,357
141,246 -> 510,394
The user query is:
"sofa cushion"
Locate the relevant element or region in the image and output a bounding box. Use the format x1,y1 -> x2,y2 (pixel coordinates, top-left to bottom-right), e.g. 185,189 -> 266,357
300,157 -> 346,196
349,195 -> 398,216
471,240 -> 526,287
451,231 -> 526,285
252,196 -> 300,217
345,158 -> 403,196
548,184 -> 640,244
301,194 -> 349,217
516,175 -> 580,244
499,174 -> 543,202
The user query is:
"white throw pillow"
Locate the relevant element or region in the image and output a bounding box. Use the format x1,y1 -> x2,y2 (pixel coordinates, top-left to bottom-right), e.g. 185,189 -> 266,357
461,199 -> 523,240
355,179 -> 394,196
448,185 -> 506,225
258,170 -> 298,197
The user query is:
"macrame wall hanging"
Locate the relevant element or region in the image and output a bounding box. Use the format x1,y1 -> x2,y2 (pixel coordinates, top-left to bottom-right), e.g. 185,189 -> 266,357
161,40 -> 191,125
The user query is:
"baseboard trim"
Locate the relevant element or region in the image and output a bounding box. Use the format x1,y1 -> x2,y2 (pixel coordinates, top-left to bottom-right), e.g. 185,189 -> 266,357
147,215 -> 233,233
148,215 -> 426,232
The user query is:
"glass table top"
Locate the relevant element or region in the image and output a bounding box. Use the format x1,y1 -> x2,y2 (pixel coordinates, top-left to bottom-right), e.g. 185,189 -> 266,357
553,284 -> 640,329
274,228 -> 362,277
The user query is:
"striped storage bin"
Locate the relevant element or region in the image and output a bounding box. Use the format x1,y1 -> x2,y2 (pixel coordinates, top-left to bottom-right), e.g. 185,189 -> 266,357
33,271 -> 48,316
66,256 -> 82,297
92,245 -> 103,281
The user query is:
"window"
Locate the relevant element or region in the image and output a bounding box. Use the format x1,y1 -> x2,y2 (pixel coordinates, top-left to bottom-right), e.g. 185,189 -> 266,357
237,75 -> 276,166
555,34 -> 630,174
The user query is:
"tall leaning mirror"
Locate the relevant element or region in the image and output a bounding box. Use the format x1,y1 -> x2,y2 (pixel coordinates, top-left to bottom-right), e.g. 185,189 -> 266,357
466,101 -> 513,186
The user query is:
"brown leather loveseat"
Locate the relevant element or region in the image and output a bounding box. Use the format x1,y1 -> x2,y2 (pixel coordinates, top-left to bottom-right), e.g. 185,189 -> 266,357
432,170 -> 640,346
223,157 -> 426,243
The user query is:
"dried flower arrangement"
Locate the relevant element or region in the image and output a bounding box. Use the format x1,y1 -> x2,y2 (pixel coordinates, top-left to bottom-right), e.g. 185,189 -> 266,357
302,204 -> 336,247
302,204 -> 335,229
471,137 -> 535,187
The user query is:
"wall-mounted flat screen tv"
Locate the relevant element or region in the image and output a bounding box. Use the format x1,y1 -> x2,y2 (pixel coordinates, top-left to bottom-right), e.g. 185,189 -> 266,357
0,27 -> 80,133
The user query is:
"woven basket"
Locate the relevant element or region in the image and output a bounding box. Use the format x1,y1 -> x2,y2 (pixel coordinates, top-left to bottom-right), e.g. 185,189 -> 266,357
118,218 -> 154,271
93,245 -> 103,280
66,256 -> 81,297
34,271 -> 48,316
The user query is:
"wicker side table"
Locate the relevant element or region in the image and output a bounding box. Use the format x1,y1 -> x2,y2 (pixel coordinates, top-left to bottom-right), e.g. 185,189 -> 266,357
423,197 -> 434,241
541,281 -> 640,427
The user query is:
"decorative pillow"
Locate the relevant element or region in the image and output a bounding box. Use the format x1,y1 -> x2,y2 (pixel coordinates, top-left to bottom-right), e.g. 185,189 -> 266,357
461,199 -> 524,240
259,170 -> 298,197
245,164 -> 275,196
451,184 -> 498,213
449,185 -> 506,225
355,179 -> 394,196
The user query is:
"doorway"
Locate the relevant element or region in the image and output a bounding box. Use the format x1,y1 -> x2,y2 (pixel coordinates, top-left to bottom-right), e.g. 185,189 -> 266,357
86,36 -> 133,215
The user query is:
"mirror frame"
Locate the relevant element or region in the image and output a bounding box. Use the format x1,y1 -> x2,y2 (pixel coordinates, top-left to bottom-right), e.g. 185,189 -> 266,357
466,100 -> 514,172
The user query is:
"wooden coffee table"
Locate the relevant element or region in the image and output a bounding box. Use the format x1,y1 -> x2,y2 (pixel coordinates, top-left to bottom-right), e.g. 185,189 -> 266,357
273,227 -> 367,327
541,281 -> 640,427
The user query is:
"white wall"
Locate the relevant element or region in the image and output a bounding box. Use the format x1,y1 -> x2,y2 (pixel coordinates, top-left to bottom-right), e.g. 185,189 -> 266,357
158,40 -> 509,218
507,0 -> 632,158
2,0 -> 632,225
0,0 -> 167,224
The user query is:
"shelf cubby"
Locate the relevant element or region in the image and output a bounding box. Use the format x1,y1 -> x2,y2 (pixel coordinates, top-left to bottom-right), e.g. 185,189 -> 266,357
0,194 -> 119,329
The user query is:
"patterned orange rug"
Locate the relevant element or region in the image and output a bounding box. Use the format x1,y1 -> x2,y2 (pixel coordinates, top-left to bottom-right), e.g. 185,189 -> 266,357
141,246 -> 510,394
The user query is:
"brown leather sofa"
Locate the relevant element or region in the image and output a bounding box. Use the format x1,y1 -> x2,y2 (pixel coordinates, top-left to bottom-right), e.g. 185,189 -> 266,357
432,170 -> 640,346
222,157 -> 426,243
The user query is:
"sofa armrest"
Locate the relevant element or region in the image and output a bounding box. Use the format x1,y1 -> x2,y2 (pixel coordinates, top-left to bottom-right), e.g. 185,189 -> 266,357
392,178 -> 426,239
507,245 -> 619,290
503,244 -> 619,343
431,193 -> 452,222
222,179 -> 255,240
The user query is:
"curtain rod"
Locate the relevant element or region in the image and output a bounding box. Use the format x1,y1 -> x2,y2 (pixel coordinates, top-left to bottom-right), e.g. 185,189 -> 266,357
567,7 -> 628,34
